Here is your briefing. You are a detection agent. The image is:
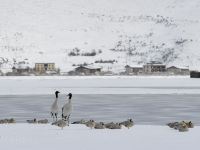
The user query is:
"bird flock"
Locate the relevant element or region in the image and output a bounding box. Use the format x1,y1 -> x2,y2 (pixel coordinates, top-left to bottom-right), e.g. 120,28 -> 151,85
73,119 -> 134,129
0,118 -> 16,124
27,118 -> 48,124
49,91 -> 135,130
167,121 -> 194,132
0,91 -> 195,132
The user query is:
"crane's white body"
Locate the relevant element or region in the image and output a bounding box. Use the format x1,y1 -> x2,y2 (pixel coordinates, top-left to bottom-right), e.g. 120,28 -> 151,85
51,98 -> 59,114
51,91 -> 60,121
62,98 -> 72,125
62,99 -> 72,116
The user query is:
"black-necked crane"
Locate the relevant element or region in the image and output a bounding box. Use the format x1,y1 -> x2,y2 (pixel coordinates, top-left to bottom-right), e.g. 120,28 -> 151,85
62,93 -> 72,125
50,91 -> 60,121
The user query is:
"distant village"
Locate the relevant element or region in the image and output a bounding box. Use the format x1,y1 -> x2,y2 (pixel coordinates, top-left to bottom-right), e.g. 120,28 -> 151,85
4,62 -> 60,76
0,60 -> 198,77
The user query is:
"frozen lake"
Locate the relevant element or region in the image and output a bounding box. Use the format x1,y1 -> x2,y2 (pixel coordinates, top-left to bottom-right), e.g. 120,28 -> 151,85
0,77 -> 200,125
0,76 -> 200,95
0,94 -> 200,125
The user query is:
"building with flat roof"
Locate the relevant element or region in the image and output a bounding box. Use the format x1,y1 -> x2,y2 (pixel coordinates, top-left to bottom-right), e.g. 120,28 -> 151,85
35,63 -> 56,74
143,61 -> 166,73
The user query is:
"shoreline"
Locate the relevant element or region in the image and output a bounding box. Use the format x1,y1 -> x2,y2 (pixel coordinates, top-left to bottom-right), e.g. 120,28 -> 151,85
0,75 -> 190,79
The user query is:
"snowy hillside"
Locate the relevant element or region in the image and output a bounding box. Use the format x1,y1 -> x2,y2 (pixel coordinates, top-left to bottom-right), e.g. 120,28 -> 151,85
0,0 -> 200,73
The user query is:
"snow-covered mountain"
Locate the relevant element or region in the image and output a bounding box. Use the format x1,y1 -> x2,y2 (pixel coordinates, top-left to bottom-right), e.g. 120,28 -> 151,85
0,0 -> 200,73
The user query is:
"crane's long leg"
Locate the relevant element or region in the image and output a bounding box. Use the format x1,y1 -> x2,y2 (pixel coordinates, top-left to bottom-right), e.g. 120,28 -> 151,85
67,114 -> 71,126
51,112 -> 55,121
61,107 -> 64,119
55,113 -> 58,121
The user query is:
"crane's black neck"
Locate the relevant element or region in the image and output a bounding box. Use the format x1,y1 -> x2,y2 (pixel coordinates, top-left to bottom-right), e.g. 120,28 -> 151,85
55,93 -> 59,98
68,95 -> 72,99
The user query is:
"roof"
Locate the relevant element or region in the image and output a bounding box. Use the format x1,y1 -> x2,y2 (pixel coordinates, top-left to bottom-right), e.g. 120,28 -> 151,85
144,64 -> 165,66
35,63 -> 55,64
76,65 -> 101,70
125,65 -> 143,68
147,61 -> 163,64
144,61 -> 165,66
167,66 -> 179,69
167,66 -> 189,70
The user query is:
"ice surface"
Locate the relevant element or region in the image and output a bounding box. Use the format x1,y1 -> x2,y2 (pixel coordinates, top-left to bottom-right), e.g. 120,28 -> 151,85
1,76 -> 200,95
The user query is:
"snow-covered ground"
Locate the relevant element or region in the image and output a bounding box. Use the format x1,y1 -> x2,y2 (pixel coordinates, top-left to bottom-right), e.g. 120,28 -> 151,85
0,124 -> 199,150
1,76 -> 200,95
0,77 -> 199,149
